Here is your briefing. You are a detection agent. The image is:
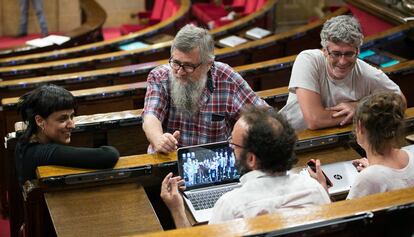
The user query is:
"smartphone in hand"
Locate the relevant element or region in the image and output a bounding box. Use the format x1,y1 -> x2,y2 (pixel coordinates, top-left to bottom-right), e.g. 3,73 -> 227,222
307,160 -> 333,188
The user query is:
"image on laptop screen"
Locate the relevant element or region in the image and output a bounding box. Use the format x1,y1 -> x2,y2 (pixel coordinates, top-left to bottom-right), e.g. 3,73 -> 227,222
177,142 -> 240,189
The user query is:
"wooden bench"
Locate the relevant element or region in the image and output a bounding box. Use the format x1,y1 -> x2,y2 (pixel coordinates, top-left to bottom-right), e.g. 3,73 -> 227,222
2,43 -> 414,104
0,6 -> 350,80
0,0 -> 277,67
28,136 -> 358,236
0,55 -> 295,98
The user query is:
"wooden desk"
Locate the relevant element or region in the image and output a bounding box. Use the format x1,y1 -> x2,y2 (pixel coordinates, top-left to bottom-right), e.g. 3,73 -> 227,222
44,183 -> 162,237
183,145 -> 361,226
35,145 -> 360,190
134,186 -> 414,237
37,152 -> 176,180
296,145 -> 360,167
35,142 -> 362,233
29,106 -> 414,181
26,109 -> 414,237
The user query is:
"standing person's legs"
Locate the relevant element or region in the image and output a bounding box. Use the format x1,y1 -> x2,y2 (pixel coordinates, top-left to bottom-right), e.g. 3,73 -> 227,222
31,0 -> 48,36
18,0 -> 29,36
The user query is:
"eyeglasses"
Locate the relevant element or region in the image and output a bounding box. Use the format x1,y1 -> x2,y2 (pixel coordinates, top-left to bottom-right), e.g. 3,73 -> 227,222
227,136 -> 245,150
327,48 -> 358,59
169,58 -> 202,73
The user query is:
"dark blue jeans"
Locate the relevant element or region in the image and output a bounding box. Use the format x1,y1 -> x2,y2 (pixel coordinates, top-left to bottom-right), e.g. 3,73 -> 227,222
19,0 -> 48,36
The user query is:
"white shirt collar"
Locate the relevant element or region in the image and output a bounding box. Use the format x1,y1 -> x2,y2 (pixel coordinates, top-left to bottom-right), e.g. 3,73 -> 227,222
240,170 -> 287,185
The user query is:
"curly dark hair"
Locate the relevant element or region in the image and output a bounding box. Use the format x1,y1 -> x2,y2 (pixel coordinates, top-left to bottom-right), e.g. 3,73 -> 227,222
17,85 -> 77,142
240,106 -> 298,173
354,92 -> 405,155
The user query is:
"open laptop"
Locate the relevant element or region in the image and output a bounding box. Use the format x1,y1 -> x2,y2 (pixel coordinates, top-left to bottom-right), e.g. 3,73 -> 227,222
177,141 -> 241,223
322,160 -> 359,196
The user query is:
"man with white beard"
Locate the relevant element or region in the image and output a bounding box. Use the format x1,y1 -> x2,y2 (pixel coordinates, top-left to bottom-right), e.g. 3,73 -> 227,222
142,24 -> 267,153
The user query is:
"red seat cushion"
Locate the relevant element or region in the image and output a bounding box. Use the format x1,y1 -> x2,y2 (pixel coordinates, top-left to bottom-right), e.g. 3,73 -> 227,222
242,0 -> 258,15
231,0 -> 246,13
192,3 -> 228,24
120,24 -> 148,35
255,0 -> 266,11
161,0 -> 179,20
150,0 -> 166,20
348,4 -> 393,36
212,18 -> 233,28
120,0 -> 175,35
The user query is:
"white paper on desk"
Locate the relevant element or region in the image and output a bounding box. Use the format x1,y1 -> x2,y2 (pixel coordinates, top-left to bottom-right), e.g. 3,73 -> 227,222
26,35 -> 70,47
25,38 -> 54,47
218,35 -> 248,47
246,27 -> 271,40
42,35 -> 70,45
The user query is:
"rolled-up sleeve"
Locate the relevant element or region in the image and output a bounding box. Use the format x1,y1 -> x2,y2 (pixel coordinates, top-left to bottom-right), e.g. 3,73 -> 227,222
143,67 -> 170,122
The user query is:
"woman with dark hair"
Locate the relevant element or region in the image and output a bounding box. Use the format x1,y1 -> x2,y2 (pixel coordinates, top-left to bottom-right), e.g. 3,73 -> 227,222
309,92 -> 414,199
15,85 -> 119,185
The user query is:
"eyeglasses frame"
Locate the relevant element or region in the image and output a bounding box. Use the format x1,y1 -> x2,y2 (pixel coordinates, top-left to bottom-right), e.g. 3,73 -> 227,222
227,136 -> 245,150
326,47 -> 358,60
169,57 -> 203,73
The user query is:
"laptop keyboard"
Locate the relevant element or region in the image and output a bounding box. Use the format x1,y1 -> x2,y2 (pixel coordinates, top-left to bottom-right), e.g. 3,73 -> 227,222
187,186 -> 237,210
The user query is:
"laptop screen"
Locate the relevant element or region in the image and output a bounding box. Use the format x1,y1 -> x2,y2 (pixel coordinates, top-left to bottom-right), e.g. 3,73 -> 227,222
177,141 -> 240,190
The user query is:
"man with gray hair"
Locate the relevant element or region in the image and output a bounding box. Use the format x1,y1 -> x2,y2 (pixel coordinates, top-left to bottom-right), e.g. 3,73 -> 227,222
280,15 -> 406,131
142,24 -> 267,153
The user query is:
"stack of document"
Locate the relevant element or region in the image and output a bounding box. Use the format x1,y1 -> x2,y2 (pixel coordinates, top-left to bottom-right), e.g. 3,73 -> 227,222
218,35 -> 248,47
26,35 -> 71,47
245,27 -> 271,40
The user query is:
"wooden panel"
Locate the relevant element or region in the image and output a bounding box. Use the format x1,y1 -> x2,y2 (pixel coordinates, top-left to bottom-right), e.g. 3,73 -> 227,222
107,125 -> 149,155
44,183 -> 162,237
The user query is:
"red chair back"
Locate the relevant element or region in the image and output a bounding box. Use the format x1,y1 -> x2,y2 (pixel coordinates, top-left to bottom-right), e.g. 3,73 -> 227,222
150,0 -> 166,20
244,0 -> 258,14
255,0 -> 266,11
231,0 -> 246,8
161,0 -> 179,20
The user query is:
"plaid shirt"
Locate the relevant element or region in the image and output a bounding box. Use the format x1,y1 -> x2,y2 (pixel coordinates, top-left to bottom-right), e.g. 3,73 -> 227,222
143,62 -> 267,151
